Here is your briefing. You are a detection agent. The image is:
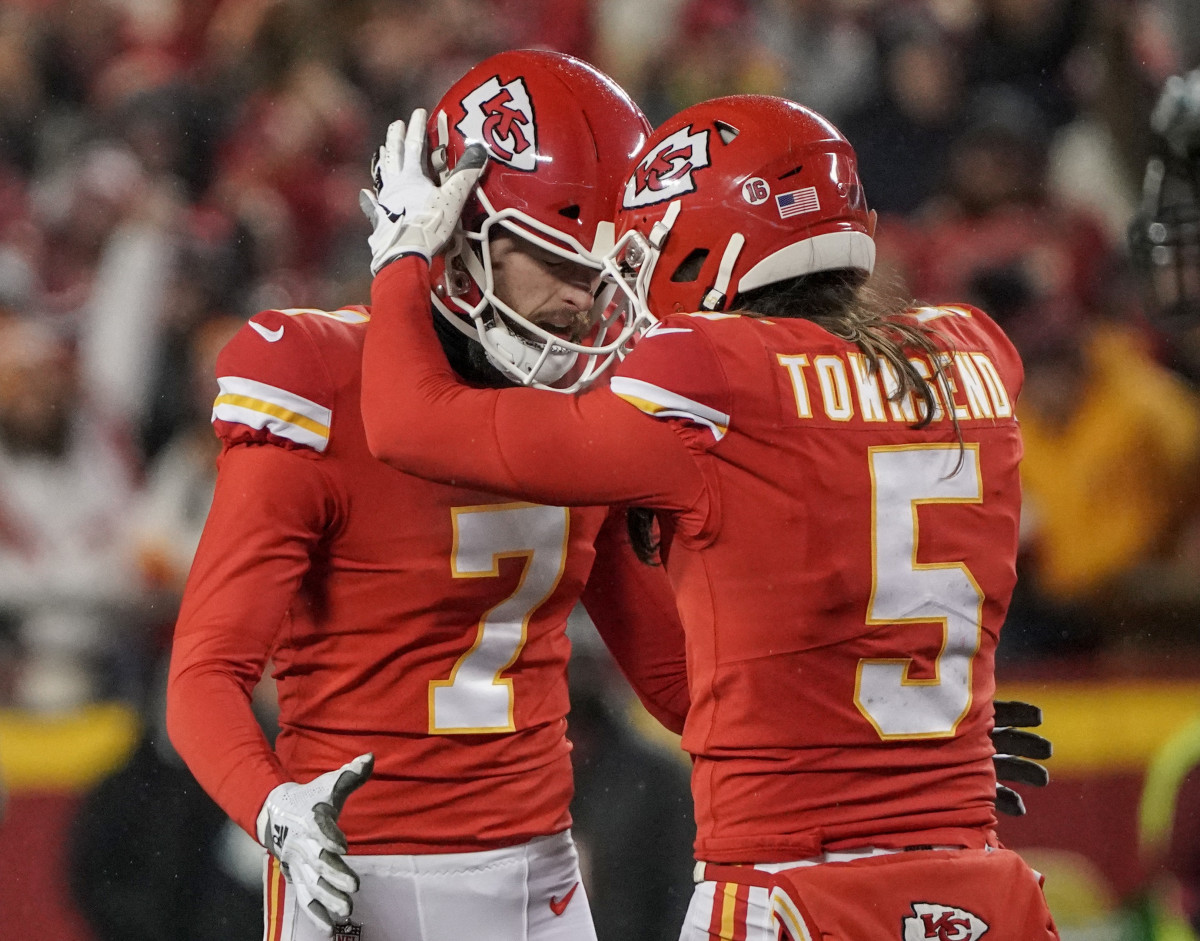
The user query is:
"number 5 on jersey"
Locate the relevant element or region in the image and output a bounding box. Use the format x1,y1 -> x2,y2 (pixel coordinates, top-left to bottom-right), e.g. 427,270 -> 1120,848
856,444 -> 984,739
431,503 -> 570,733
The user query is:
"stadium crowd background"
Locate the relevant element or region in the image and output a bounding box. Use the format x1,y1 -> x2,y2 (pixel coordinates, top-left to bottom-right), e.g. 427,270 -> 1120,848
0,0 -> 1197,939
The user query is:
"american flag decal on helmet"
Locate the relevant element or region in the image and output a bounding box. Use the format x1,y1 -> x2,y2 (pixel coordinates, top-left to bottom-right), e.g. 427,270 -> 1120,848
775,186 -> 820,218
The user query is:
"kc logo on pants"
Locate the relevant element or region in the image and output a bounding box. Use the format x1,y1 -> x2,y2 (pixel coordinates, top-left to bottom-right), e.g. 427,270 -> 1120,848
903,902 -> 990,941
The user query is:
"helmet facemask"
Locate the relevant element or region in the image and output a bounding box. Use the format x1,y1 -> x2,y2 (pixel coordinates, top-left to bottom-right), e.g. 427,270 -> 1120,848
432,191 -> 644,392
1130,153 -> 1200,338
601,201 -> 680,331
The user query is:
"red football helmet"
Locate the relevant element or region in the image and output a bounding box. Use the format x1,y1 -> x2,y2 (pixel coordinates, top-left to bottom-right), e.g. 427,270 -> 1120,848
604,95 -> 876,323
427,50 -> 653,391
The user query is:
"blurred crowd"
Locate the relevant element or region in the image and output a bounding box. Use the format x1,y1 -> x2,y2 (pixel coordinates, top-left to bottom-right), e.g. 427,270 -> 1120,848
0,0 -> 1197,710
0,1 -> 1196,939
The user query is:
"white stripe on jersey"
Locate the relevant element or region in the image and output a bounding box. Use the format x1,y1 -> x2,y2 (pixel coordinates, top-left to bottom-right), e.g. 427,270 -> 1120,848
213,375 -> 333,452
610,375 -> 730,441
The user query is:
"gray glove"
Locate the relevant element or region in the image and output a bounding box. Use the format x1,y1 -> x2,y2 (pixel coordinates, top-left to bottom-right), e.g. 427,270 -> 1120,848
991,700 -> 1051,816
257,753 -> 374,930
360,109 -> 488,273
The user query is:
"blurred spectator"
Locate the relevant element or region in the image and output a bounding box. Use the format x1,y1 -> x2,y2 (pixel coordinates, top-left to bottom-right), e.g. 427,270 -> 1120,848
840,10 -> 969,216
493,0 -> 597,59
962,0 -> 1088,131
0,6 -> 48,175
129,314 -> 241,606
1129,68 -> 1200,389
0,315 -> 143,709
898,87 -> 1118,356
74,155 -> 184,443
68,654 -> 276,941
138,212 -> 252,460
594,0 -> 689,101
755,0 -> 877,123
207,57 -> 369,286
1109,64 -> 1200,654
1046,2 -> 1152,243
638,0 -> 783,124
1009,318 -> 1200,656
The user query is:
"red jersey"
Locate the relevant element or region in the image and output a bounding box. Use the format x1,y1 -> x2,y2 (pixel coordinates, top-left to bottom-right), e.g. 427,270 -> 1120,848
363,260 -> 1024,864
167,304 -> 688,854
608,306 -> 1022,862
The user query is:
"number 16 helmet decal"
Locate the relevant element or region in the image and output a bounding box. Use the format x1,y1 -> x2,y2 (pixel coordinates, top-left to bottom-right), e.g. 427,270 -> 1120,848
427,49 -> 652,391
604,95 -> 877,323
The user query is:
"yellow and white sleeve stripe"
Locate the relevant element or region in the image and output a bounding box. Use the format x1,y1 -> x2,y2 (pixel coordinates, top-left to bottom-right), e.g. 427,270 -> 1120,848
212,375 -> 332,452
610,375 -> 730,441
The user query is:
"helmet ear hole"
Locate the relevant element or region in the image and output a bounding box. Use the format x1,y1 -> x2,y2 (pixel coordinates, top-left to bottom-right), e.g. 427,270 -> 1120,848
671,248 -> 710,282
558,205 -> 582,220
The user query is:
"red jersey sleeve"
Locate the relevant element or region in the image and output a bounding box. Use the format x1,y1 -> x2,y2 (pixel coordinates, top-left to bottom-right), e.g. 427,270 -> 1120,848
581,508 -> 690,734
361,259 -> 711,528
610,315 -> 734,449
167,443 -> 340,837
168,312 -> 349,839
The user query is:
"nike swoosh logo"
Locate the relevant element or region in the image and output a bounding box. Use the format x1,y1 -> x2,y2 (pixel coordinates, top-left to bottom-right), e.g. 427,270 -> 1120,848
549,882 -> 578,916
249,320 -> 284,343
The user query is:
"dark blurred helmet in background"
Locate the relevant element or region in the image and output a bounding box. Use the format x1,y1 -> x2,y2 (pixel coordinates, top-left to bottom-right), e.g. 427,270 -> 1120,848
1128,69 -> 1200,382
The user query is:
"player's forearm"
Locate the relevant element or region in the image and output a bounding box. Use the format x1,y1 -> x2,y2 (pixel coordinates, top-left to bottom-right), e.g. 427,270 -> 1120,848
166,652 -> 285,837
366,260 -> 707,509
584,511 -> 690,733
363,258 -> 520,490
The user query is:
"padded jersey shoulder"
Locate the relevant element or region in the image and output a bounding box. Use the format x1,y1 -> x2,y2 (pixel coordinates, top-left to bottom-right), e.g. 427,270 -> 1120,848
212,306 -> 370,453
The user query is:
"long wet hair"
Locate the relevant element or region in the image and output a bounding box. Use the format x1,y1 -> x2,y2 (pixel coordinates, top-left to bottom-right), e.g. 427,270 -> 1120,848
627,267 -> 961,564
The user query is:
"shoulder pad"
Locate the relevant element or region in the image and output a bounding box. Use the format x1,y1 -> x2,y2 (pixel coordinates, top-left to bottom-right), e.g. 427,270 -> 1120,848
612,314 -> 731,441
211,308 -> 364,453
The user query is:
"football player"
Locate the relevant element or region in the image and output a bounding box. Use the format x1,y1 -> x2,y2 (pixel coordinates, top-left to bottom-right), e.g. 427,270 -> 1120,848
1129,69 -> 1200,939
167,50 -> 687,941
1129,67 -> 1200,387
360,95 -> 1060,940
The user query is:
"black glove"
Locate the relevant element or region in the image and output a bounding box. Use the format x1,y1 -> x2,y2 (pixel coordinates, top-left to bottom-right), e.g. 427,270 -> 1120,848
991,700 -> 1051,816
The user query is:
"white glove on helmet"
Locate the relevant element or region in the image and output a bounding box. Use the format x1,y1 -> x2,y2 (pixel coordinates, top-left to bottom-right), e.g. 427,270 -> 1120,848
360,109 -> 488,273
257,752 -> 374,930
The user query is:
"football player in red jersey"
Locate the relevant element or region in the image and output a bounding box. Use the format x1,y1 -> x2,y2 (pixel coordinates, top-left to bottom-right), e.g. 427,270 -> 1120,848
359,96 -> 1061,940
166,50 -> 689,941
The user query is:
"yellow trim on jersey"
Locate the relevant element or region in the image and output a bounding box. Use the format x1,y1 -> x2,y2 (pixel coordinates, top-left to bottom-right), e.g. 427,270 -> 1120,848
213,375 -> 333,452
610,375 -> 730,440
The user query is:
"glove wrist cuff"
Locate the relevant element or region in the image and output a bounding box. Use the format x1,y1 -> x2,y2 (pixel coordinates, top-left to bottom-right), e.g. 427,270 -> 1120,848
255,799 -> 271,846
374,246 -> 431,275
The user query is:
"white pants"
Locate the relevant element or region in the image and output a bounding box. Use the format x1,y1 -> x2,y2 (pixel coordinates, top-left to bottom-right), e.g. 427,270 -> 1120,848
263,830 -> 596,941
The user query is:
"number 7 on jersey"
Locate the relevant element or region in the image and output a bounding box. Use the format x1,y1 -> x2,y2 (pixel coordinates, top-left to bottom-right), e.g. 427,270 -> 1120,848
431,503 -> 570,733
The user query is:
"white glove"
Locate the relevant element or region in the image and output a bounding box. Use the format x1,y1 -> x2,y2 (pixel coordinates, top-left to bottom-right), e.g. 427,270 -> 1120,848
257,753 -> 374,930
360,109 -> 488,273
